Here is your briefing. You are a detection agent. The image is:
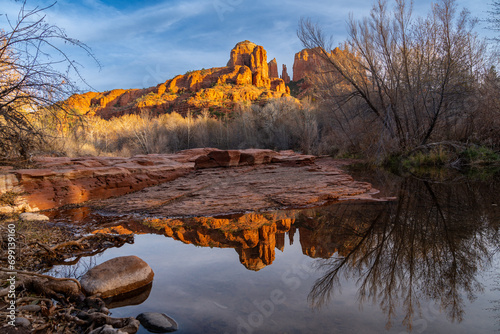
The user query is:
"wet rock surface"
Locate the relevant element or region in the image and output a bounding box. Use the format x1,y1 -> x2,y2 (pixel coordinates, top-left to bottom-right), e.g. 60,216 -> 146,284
93,157 -> 378,217
0,149 -> 213,212
136,312 -> 178,333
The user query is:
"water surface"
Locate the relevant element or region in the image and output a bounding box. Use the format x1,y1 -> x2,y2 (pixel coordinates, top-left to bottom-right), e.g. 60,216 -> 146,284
48,170 -> 500,333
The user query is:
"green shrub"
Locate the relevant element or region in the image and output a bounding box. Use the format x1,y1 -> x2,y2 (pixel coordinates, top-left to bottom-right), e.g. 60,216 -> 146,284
460,146 -> 500,164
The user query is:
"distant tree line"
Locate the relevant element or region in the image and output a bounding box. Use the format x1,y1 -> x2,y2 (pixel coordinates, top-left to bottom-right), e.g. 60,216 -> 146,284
0,0 -> 498,164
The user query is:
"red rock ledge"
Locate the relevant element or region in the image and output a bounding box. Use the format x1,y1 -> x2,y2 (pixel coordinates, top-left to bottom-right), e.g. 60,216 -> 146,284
0,148 -> 376,215
0,149 -> 317,213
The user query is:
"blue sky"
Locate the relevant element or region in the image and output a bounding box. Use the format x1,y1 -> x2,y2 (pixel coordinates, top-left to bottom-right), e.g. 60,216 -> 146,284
0,0 -> 494,92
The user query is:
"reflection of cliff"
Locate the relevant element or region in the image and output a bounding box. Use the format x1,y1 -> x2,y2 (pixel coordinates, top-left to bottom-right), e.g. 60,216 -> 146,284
140,213 -> 294,271
296,201 -> 387,259
90,207 -> 374,271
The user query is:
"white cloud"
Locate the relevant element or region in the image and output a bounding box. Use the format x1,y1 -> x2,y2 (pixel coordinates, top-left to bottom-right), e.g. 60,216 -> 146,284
2,0 -> 491,92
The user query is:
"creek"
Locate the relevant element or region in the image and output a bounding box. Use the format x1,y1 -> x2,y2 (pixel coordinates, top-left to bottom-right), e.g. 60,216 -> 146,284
46,168 -> 500,333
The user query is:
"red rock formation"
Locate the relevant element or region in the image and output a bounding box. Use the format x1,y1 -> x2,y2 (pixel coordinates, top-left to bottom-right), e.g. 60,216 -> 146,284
95,154 -> 382,218
268,58 -> 279,79
227,40 -> 271,89
271,79 -> 290,95
292,47 -> 327,82
194,148 -> 278,169
281,64 -> 290,84
0,149 -> 385,214
65,41 -> 291,119
227,40 -> 258,68
0,148 -> 216,213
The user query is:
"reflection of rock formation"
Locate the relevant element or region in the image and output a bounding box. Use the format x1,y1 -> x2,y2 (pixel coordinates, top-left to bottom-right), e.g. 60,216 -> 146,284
86,203 -> 378,271
104,282 -> 153,309
296,203 -> 381,259
144,213 -> 294,271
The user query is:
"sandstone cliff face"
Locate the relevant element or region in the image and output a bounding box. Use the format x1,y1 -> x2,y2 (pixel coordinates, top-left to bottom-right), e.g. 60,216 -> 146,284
65,41 -> 290,119
268,58 -> 279,79
292,47 -> 328,82
281,64 -> 290,84
227,40 -> 271,89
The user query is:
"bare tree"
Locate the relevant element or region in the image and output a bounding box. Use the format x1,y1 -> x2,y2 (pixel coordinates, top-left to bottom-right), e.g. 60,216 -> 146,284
299,0 -> 487,154
0,1 -> 97,158
487,0 -> 500,43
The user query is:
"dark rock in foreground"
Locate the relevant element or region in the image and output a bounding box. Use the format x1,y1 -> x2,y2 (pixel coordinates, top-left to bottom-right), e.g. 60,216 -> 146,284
136,312 -> 178,333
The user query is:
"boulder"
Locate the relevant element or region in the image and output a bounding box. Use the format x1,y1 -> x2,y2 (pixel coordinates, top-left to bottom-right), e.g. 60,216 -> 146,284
136,312 -> 178,333
239,149 -> 277,166
19,212 -> 50,221
194,150 -> 241,169
80,256 -> 154,298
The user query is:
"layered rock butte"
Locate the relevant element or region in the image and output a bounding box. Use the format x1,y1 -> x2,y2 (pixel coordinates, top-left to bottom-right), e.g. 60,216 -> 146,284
63,41 -> 351,119
65,41 -> 291,119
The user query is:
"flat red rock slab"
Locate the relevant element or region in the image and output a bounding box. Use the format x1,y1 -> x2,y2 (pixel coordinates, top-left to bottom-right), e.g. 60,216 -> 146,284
92,157 -> 379,217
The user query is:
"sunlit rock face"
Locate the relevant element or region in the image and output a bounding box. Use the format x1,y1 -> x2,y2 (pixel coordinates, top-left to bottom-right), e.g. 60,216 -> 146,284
292,47 -> 326,82
281,64 -> 291,84
63,40 -> 290,119
268,58 -> 279,79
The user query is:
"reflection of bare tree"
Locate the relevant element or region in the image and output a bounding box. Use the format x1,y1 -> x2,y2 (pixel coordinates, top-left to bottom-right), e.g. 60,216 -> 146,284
307,177 -> 500,331
46,255 -> 98,280
492,273 -> 500,331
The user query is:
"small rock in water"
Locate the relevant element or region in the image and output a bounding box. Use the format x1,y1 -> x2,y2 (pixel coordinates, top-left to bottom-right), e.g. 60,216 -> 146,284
18,304 -> 41,313
19,212 -> 50,222
14,317 -> 31,327
136,312 -> 178,333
